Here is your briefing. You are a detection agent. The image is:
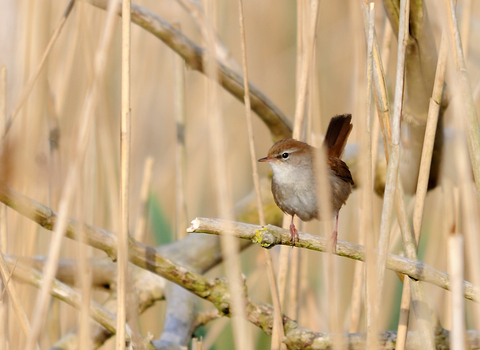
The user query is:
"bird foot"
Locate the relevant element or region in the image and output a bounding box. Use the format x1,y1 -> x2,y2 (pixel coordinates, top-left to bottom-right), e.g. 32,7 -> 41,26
289,222 -> 299,245
330,230 -> 338,253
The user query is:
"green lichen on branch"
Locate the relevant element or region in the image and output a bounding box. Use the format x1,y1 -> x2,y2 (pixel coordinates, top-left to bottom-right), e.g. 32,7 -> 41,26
251,227 -> 277,248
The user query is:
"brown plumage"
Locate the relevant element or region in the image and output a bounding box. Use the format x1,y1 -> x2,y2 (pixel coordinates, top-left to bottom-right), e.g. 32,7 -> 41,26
259,114 -> 354,250
324,114 -> 353,158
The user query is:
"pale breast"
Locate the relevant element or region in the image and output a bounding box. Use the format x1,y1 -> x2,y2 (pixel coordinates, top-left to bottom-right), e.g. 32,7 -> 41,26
270,161 -> 352,221
270,162 -> 318,221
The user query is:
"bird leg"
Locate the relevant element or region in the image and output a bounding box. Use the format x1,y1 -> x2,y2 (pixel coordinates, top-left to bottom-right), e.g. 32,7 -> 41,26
331,214 -> 339,253
289,215 -> 299,244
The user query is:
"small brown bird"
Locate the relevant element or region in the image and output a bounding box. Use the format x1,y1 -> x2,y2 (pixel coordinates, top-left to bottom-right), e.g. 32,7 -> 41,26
258,114 -> 354,250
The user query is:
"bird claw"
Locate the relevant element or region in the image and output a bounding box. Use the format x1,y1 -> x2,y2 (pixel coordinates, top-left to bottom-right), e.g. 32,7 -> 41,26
290,222 -> 299,245
330,231 -> 337,253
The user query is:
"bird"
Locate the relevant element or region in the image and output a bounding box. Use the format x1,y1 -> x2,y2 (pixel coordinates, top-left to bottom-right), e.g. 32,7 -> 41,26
258,114 -> 354,251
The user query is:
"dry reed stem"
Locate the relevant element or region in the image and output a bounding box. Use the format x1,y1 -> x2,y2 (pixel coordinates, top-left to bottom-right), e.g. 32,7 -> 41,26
375,0 -> 409,331
412,32 -> 447,247
277,228 -> 290,311
292,0 -> 319,137
276,0 -> 312,322
451,74 -> 480,332
296,1 -> 316,324
460,0 -> 472,58
0,259 -> 14,349
134,157 -> 154,242
394,228 -> 411,350
378,20 -> 392,147
362,4 -> 377,349
360,3 -> 392,154
395,32 -> 448,350
276,0 -> 311,323
77,225 -> 92,349
458,172 -> 480,329
394,184 -> 435,349
295,0 -> 304,101
0,66 -> 4,143
6,0 -> 75,135
277,0 -> 313,326
354,2 -> 391,336
281,0 -> 306,336
204,0 -> 252,347
446,0 -> 480,330
362,2 -> 436,347
360,0 -> 393,344
449,234 -> 466,350
24,1 -> 120,348
317,156 -> 335,342
173,28 -> 188,240
395,276 -> 410,350
236,0 -> 285,348
445,0 -> 480,198
299,2 -> 337,343
118,0 -> 132,347
0,66 -> 6,347
287,246 -> 299,321
348,258 -> 363,333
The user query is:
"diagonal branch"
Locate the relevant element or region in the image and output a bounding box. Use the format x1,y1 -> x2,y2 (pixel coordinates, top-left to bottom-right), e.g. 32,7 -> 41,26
2,183 -> 480,348
84,0 -> 293,141
2,256 -> 130,341
188,217 -> 480,303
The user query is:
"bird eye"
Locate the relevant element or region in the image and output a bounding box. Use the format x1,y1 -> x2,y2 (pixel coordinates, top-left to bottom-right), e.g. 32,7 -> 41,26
282,152 -> 289,159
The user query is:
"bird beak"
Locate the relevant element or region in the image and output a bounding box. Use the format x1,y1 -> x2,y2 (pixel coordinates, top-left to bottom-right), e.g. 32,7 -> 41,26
258,156 -> 273,162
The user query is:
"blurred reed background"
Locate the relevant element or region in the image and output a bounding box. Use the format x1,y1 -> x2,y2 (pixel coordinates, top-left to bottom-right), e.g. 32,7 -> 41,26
0,0 -> 479,349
